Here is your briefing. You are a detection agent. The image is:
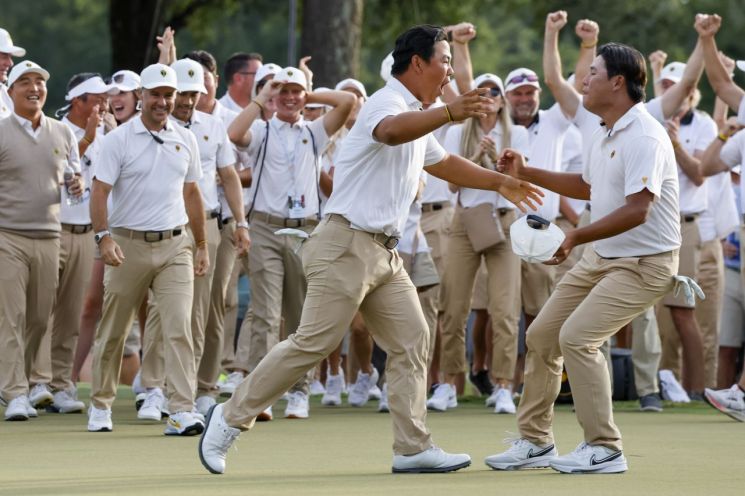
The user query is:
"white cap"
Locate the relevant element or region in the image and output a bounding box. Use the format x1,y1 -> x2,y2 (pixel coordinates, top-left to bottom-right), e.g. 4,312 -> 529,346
0,28 -> 25,57
510,215 -> 566,263
275,66 -> 307,91
110,70 -> 141,92
7,60 -> 49,87
140,63 -> 178,90
736,60 -> 745,73
252,62 -> 282,98
65,76 -> 119,101
380,52 -> 394,82
658,62 -> 686,84
171,58 -> 207,93
335,78 -> 367,99
473,73 -> 505,95
305,86 -> 330,109
504,68 -> 540,93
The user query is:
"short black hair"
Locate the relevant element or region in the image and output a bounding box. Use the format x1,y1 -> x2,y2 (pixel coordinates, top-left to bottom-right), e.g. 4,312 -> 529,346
391,24 -> 447,76
184,50 -> 217,76
223,52 -> 263,85
597,42 -> 646,103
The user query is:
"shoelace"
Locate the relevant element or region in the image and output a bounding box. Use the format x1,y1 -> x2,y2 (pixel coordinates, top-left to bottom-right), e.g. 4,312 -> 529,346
351,376 -> 370,396
502,432 -> 527,452
142,391 -> 163,409
219,427 -> 241,452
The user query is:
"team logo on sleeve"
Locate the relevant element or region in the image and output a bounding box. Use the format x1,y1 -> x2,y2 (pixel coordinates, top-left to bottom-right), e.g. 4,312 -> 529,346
203,135 -> 209,141
642,176 -> 648,184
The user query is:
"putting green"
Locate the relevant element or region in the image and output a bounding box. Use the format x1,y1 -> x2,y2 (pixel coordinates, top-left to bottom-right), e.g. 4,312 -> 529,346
1,386 -> 741,495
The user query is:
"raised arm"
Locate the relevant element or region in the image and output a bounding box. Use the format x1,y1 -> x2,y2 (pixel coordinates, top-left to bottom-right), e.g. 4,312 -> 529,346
156,27 -> 176,65
697,14 -> 744,112
649,50 -> 668,98
313,90 -> 356,137
573,18 -> 599,92
543,11 -> 582,119
447,22 -> 476,95
228,79 -> 281,147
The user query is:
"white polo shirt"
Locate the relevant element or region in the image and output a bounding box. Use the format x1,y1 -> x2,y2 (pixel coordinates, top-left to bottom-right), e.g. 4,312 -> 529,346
398,172 -> 430,255
172,110 -> 235,212
647,98 -> 715,215
443,120 -> 529,209
582,103 -> 681,257
719,130 -> 745,212
61,117 -> 105,224
0,84 -> 12,119
95,115 -> 202,231
244,114 -> 328,218
697,171 -> 738,242
738,97 -> 745,126
218,92 -> 243,113
561,124 -> 587,216
324,77 -> 447,237
422,103 -> 462,206
522,103 -> 571,221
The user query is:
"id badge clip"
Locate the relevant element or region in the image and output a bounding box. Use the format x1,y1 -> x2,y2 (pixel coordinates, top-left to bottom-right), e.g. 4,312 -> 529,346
288,195 -> 306,219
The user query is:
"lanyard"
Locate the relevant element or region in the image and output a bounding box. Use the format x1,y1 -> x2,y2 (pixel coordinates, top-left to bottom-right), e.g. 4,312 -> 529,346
270,119 -> 307,199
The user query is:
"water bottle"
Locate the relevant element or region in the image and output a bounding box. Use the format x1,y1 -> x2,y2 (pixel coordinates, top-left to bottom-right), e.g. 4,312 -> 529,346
64,165 -> 82,206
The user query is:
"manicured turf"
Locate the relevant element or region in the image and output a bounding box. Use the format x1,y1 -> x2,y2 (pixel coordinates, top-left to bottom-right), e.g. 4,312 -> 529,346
1,386 -> 742,495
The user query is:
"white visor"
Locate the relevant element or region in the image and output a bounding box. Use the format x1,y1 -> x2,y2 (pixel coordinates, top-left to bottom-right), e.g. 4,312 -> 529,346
66,76 -> 120,101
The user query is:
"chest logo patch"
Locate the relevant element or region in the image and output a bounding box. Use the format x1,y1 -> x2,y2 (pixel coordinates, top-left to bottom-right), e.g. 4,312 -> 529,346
302,139 -> 308,144
642,176 -> 648,184
53,148 -> 59,155
175,144 -> 181,151
203,135 -> 209,141
610,150 -> 616,158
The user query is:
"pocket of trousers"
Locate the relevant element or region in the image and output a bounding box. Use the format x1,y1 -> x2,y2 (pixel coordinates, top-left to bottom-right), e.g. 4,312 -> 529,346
460,203 -> 505,253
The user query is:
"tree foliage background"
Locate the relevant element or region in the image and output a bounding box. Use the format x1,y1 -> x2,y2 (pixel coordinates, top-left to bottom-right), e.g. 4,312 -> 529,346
3,0 -> 744,112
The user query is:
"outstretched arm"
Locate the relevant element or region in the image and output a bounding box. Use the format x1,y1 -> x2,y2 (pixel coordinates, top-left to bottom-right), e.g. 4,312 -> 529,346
543,10 -> 582,119
697,14 -> 744,112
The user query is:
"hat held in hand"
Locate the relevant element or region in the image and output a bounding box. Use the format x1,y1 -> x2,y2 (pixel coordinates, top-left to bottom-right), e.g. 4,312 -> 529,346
510,215 -> 565,263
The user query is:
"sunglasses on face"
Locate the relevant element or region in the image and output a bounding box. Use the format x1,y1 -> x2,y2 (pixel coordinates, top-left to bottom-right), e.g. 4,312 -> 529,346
507,73 -> 539,86
489,87 -> 501,97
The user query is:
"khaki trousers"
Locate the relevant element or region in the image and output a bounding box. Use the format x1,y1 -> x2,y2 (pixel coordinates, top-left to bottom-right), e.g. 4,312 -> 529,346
232,218 -> 312,390
223,217 -> 433,455
220,256 -> 243,370
199,220 -> 237,395
521,259 -> 556,317
554,211 -> 590,282
440,208 -> 520,380
400,252 -> 438,366
421,205 -> 453,314
91,232 -> 195,412
518,249 -> 677,451
658,239 -> 723,387
30,230 -> 94,391
0,231 -> 59,401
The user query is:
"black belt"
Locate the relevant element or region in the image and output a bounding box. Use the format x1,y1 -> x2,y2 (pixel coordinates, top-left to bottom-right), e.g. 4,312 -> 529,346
206,210 -> 220,219
422,202 -> 451,213
61,223 -> 93,234
681,213 -> 700,223
585,204 -> 591,212
326,214 -> 399,250
250,211 -> 319,228
112,227 -> 183,242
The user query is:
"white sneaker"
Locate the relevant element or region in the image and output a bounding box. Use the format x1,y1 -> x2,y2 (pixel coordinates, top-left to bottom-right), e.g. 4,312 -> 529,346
486,389 -> 498,407
427,383 -> 457,412
309,379 -> 326,396
659,370 -> 690,403
257,405 -> 273,421
132,370 -> 146,395
284,391 -> 309,419
705,385 -> 745,422
392,446 -> 471,473
195,396 -> 217,417
29,383 -> 54,408
219,371 -> 245,397
87,405 -> 113,432
321,373 -> 343,406
51,388 -> 85,414
493,387 -> 516,414
198,404 -> 241,474
378,383 -> 389,413
4,396 -> 30,421
165,411 -> 205,436
25,396 -> 38,418
369,383 -> 382,401
549,442 -> 627,474
348,368 -> 379,407
138,388 -> 167,421
485,438 -> 557,470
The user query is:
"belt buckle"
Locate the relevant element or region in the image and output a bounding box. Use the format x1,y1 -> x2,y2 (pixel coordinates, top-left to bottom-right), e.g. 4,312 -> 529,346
144,231 -> 163,242
384,236 -> 399,250
432,203 -> 443,211
285,218 -> 304,228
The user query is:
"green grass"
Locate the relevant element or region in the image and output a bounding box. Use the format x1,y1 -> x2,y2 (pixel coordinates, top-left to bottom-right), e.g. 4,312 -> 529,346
1,386 -> 742,496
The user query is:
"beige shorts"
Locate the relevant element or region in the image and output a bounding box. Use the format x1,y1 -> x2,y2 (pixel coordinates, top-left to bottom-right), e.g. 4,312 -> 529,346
720,268 -> 745,347
400,250 -> 440,292
663,217 -> 701,309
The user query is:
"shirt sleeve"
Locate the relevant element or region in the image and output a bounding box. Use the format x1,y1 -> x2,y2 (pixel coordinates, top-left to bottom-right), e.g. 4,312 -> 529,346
93,131 -> 122,186
720,131 -> 745,169
64,125 -> 81,173
645,97 -> 665,124
245,120 -> 268,161
309,114 -> 331,151
215,120 -> 236,169
511,125 -> 530,156
424,133 -> 447,166
543,103 -> 571,134
738,96 -> 745,126
621,135 -> 670,198
573,100 -> 602,137
185,132 -> 203,183
364,90 -> 407,140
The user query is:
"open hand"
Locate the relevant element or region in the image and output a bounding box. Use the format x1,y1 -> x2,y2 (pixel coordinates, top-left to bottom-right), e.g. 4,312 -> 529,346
447,88 -> 490,120
496,148 -> 527,178
497,175 -> 544,213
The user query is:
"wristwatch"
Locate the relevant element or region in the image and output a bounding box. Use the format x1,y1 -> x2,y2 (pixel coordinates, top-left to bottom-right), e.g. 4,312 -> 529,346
94,230 -> 111,244
236,220 -> 249,230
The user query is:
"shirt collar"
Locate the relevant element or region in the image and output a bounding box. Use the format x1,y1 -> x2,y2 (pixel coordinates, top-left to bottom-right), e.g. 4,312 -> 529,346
172,109 -> 202,128
604,102 -> 644,138
62,115 -> 84,134
134,114 -> 172,135
388,77 -> 423,110
13,112 -> 44,131
271,115 -> 305,131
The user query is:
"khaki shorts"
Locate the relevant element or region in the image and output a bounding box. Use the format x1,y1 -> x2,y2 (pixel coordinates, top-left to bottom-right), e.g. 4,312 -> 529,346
662,217 -> 701,308
720,268 -> 745,347
400,250 -> 440,292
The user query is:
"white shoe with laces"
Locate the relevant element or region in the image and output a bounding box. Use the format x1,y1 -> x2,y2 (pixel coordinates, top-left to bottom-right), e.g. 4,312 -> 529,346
705,385 -> 745,422
348,368 -> 379,407
322,373 -> 343,406
219,371 -> 245,397
284,391 -> 309,419
165,411 -> 204,436
659,369 -> 690,403
29,384 -> 54,408
485,437 -> 557,470
138,388 -> 167,421
195,396 -> 217,417
549,442 -> 627,474
427,383 -> 457,412
4,396 -> 30,421
378,383 -> 389,413
392,446 -> 471,473
51,388 -> 85,414
199,404 -> 241,474
309,379 -> 326,396
24,396 -> 38,418
493,387 -> 516,414
87,405 -> 113,432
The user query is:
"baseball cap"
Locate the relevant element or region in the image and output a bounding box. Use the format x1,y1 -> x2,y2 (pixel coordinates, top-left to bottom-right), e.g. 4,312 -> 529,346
7,60 -> 49,87
171,58 -> 207,93
140,63 -> 178,90
305,86 -> 330,109
504,68 -> 540,93
275,66 -> 307,91
0,28 -> 25,57
658,62 -> 686,84
736,60 -> 745,73
65,75 -> 119,101
473,73 -> 505,95
335,78 -> 367,99
252,62 -> 282,98
380,52 -> 394,82
110,70 -> 141,92
510,215 -> 566,263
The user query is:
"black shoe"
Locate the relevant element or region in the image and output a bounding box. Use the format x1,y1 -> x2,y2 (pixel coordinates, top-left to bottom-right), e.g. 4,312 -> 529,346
639,393 -> 663,412
468,370 -> 494,396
